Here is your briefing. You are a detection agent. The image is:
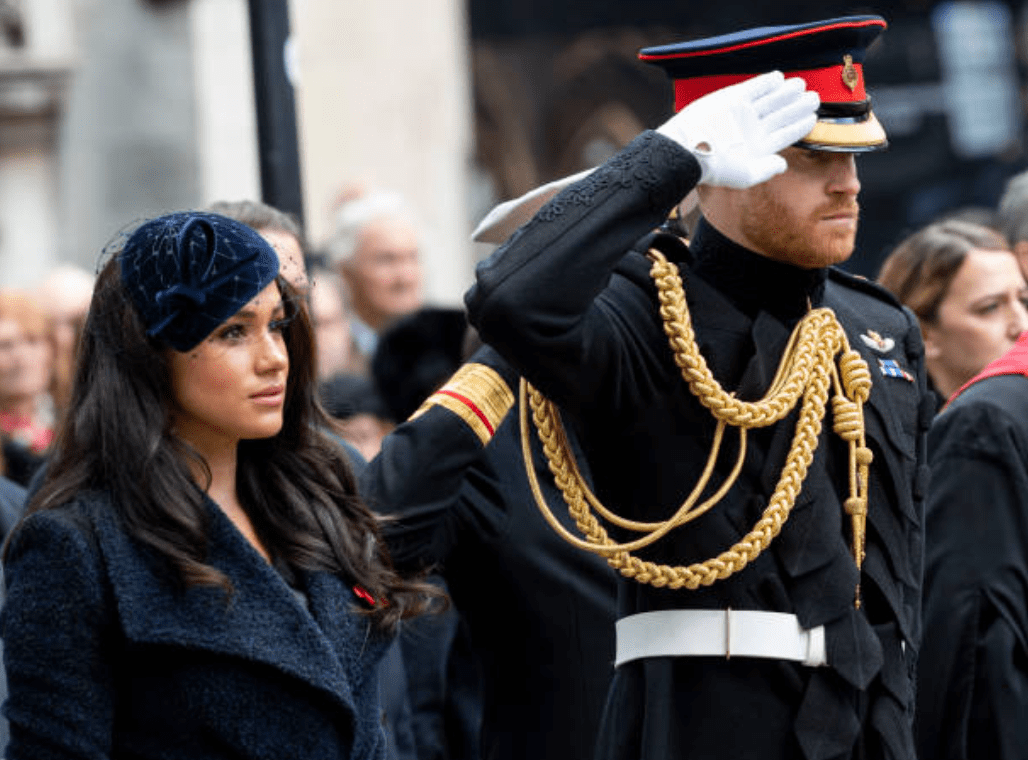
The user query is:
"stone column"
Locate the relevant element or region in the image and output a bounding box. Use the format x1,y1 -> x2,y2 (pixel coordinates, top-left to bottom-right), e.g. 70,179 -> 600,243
188,0 -> 260,208
0,0 -> 74,287
59,0 -> 199,267
290,0 -> 475,306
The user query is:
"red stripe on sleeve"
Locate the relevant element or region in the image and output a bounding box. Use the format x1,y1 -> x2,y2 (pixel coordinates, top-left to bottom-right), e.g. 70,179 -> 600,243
437,389 -> 496,436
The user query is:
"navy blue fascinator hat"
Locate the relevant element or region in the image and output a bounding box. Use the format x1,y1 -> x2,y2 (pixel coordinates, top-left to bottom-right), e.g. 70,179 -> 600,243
119,211 -> 280,352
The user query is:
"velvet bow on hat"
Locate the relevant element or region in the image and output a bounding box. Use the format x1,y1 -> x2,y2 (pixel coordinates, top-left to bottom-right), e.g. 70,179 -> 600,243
119,211 -> 280,352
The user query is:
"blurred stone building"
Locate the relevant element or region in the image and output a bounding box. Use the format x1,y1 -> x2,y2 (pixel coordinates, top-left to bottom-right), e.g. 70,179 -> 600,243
0,0 -> 473,306
2,0 -> 1028,293
0,0 -> 75,287
0,0 -> 260,288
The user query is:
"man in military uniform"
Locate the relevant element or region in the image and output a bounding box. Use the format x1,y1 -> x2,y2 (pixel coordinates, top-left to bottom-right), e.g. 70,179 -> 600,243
466,16 -> 930,760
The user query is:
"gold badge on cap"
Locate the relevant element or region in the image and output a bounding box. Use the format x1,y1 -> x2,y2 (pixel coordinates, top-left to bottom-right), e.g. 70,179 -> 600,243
842,54 -> 859,92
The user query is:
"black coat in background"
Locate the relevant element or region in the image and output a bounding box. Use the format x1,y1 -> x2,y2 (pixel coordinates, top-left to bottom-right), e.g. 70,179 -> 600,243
1,439 -> 44,490
466,132 -> 930,760
0,475 -> 25,540
363,350 -> 618,760
0,473 -> 26,755
1,492 -> 393,760
916,372 -> 1028,760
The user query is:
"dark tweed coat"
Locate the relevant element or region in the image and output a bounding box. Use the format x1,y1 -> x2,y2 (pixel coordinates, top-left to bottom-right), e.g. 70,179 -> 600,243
0,491 -> 393,760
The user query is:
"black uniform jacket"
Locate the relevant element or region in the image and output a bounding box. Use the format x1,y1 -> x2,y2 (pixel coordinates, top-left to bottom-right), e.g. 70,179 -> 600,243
363,348 -> 618,760
1,492 -> 393,760
465,132 -> 930,760
916,372 -> 1028,760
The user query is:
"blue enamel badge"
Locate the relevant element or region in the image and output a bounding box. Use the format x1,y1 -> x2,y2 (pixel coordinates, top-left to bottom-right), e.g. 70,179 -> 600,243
877,358 -> 914,382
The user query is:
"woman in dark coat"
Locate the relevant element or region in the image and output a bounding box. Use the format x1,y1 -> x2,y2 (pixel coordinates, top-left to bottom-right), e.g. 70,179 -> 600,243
0,211 -> 437,760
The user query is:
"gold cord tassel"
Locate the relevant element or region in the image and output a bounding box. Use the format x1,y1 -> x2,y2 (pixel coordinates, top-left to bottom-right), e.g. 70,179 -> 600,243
831,350 -> 873,607
521,248 -> 873,605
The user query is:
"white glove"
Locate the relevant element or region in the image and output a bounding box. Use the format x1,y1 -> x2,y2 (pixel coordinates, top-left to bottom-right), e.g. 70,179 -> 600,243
657,71 -> 819,189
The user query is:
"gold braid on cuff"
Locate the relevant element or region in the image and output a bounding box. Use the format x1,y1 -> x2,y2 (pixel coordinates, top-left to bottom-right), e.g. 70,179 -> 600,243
411,362 -> 515,445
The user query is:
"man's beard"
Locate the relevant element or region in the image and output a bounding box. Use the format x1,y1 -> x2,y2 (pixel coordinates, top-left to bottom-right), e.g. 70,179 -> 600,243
740,193 -> 860,270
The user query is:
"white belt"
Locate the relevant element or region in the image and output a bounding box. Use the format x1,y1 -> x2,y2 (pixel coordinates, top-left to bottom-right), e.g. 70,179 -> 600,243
615,609 -> 828,668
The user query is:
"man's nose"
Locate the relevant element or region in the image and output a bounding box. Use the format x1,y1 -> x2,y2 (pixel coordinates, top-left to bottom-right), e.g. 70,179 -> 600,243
828,154 -> 860,196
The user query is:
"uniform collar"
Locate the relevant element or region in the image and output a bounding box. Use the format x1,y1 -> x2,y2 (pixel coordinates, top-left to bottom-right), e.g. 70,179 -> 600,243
689,217 -> 827,322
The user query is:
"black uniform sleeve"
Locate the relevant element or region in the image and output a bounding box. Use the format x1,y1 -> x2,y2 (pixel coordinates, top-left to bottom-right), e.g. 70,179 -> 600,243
360,345 -> 518,573
915,377 -> 1028,760
465,131 -> 701,416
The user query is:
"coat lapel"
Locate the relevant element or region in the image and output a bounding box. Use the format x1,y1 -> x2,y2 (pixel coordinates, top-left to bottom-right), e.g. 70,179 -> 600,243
92,495 -> 360,714
305,569 -> 391,696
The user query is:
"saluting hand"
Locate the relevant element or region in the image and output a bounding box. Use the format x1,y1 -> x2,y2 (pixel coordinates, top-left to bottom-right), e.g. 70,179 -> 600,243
656,71 -> 819,189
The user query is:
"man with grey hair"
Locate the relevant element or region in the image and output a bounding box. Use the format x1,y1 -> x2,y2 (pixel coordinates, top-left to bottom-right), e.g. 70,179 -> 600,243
322,191 -> 424,363
997,170 -> 1028,279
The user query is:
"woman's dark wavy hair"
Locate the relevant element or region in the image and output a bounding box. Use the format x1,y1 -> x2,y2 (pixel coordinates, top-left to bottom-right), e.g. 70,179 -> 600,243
19,252 -> 437,630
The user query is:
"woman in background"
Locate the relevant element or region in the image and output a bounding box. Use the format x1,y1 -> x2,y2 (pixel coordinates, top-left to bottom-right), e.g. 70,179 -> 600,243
0,289 -> 57,486
877,219 -> 1028,404
34,264 -> 95,422
0,211 -> 437,760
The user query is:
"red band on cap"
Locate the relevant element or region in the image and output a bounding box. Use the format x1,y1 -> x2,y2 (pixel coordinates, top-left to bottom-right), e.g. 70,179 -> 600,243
674,63 -> 865,111
437,389 -> 495,436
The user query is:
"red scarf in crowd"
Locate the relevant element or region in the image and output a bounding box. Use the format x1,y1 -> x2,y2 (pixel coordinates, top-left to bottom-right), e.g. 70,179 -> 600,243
0,411 -> 54,454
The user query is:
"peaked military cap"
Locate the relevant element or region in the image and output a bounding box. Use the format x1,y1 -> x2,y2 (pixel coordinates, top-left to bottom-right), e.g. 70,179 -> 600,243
639,15 -> 888,152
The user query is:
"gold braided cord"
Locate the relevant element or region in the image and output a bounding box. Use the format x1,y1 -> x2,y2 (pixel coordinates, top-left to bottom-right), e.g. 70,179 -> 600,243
522,248 -> 874,599
520,389 -> 750,555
